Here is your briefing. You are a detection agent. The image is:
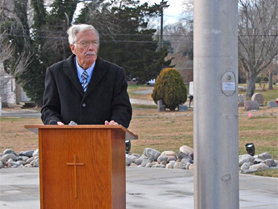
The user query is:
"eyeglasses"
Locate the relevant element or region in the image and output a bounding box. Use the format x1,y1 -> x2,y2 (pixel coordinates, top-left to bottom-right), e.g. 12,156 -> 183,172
76,40 -> 99,48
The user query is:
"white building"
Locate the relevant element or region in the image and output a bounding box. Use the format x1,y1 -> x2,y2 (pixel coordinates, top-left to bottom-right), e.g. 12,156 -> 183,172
0,63 -> 31,107
0,63 -> 16,107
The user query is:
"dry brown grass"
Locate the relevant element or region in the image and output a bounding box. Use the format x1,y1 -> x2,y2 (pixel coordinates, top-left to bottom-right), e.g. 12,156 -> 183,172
0,117 -> 42,152
129,109 -> 194,154
130,107 -> 278,160
0,106 -> 277,160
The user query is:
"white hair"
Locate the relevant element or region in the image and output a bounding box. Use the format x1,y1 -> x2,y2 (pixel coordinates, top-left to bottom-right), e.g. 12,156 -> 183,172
67,24 -> 100,45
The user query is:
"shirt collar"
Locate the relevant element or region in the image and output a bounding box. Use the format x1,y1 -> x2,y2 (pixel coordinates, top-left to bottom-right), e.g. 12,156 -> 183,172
75,57 -> 95,81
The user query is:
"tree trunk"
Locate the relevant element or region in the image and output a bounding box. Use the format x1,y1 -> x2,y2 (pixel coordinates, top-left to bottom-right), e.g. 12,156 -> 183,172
268,71 -> 273,90
246,72 -> 257,98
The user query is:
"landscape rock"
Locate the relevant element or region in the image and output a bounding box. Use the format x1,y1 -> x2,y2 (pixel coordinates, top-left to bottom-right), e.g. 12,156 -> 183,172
177,151 -> 188,160
33,149 -> 39,157
188,164 -> 194,170
241,167 -> 258,174
152,164 -> 165,168
126,155 -> 133,166
253,158 -> 264,164
1,154 -> 18,163
10,161 -> 22,167
174,161 -> 185,169
130,153 -> 141,160
179,145 -> 194,157
166,161 -> 175,169
157,155 -> 168,164
17,160 -> 26,165
240,162 -> 252,172
181,157 -> 192,165
3,149 -> 18,156
264,159 -> 277,167
18,156 -> 29,162
26,157 -> 34,164
160,151 -> 177,162
239,154 -> 254,167
167,155 -> 177,162
140,159 -> 150,167
0,146 -> 276,174
146,162 -> 153,168
129,163 -> 137,167
19,151 -> 34,158
134,155 -> 148,165
258,152 -> 272,160
185,162 -> 191,170
249,163 -> 269,171
144,148 -> 161,161
30,158 -> 39,167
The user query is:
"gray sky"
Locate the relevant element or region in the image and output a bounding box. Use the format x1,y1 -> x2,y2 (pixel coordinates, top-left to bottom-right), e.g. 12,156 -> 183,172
140,0 -> 183,24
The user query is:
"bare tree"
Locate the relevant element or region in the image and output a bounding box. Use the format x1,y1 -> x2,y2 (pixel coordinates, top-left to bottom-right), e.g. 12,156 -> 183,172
0,33 -> 13,63
238,0 -> 278,98
163,0 -> 193,56
0,34 -> 13,96
0,0 -> 33,76
0,1 -> 14,96
0,0 -> 34,105
164,23 -> 193,55
0,0 -> 14,63
267,55 -> 278,90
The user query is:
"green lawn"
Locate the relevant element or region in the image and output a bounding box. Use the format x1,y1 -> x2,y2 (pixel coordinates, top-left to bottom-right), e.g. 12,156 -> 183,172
129,83 -> 278,103
238,83 -> 278,102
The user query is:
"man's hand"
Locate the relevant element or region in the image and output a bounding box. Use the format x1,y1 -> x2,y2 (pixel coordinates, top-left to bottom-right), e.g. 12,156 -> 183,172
57,121 -> 65,125
105,120 -> 119,126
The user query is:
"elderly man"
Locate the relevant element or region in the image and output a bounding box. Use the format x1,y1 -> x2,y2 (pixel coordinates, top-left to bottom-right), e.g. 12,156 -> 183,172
41,24 -> 132,128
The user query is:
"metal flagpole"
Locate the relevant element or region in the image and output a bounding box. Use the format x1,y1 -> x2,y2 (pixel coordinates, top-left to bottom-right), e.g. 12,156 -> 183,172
193,0 -> 239,208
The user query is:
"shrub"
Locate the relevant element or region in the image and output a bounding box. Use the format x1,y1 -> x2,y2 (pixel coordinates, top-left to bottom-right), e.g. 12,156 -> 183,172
256,73 -> 268,83
152,68 -> 187,110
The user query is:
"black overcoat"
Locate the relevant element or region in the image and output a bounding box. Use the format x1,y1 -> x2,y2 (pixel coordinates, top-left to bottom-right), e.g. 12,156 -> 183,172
41,55 -> 132,128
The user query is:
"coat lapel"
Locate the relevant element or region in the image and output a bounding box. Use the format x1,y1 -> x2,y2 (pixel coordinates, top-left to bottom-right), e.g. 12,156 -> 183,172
62,55 -> 84,96
85,57 -> 107,96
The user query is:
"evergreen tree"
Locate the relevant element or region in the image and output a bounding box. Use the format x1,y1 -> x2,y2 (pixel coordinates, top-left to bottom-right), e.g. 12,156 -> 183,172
15,0 -> 47,106
76,0 -> 172,83
152,68 -> 187,111
2,0 -> 172,105
4,0 -> 78,106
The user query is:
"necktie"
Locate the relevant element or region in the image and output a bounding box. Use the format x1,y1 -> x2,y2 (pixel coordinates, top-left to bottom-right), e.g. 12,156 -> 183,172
81,71 -> 89,92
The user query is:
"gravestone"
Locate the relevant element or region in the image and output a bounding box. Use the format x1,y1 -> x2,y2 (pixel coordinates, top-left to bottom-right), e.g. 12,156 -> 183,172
238,94 -> 246,107
157,100 -> 166,112
251,93 -> 264,106
178,105 -> 188,112
244,100 -> 259,111
268,101 -> 278,108
0,97 -> 2,116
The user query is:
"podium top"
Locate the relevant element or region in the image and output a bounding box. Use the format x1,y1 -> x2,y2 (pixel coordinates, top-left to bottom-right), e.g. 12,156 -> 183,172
25,125 -> 138,140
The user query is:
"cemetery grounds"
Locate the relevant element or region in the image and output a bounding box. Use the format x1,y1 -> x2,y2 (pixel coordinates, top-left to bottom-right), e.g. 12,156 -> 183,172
0,84 -> 277,177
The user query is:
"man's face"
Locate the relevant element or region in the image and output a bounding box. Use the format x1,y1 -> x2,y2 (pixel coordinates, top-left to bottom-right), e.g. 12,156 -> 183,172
70,29 -> 99,69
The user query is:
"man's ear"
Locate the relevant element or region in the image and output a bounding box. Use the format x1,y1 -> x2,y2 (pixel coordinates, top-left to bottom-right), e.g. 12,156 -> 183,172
70,44 -> 76,55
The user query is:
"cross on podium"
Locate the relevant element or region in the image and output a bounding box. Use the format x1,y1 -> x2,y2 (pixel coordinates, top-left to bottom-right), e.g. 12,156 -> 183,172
66,155 -> 85,199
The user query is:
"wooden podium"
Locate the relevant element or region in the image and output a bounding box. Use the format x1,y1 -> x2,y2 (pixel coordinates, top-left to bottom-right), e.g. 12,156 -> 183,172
25,125 -> 137,209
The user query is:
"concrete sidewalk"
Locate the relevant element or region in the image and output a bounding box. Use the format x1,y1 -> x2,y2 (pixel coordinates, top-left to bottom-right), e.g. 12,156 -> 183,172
0,167 -> 277,209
